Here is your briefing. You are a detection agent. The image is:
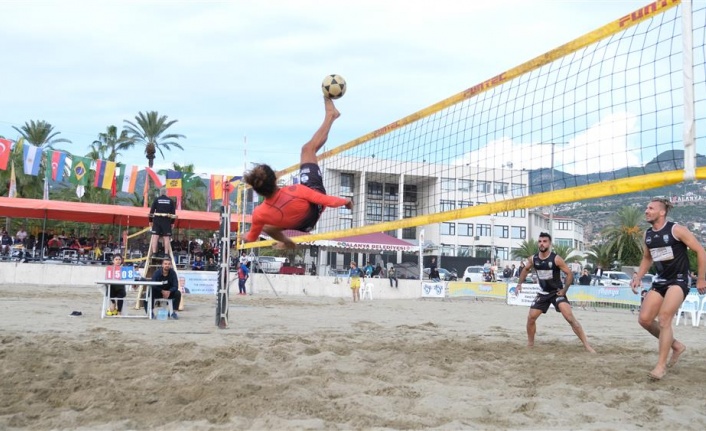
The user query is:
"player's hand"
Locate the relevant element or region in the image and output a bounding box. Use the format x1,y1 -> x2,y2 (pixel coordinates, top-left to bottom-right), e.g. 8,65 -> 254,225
344,199 -> 353,210
516,283 -> 522,294
557,288 -> 566,297
630,280 -> 640,295
697,279 -> 706,295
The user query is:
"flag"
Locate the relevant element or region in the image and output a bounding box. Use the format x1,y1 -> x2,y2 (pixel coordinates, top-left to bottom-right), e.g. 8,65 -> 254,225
209,175 -> 224,200
145,167 -> 164,188
222,175 -> 242,205
47,150 -> 68,182
93,159 -> 117,190
9,162 -> 17,197
165,170 -> 182,197
23,144 -> 42,176
69,156 -> 91,185
0,138 -> 11,170
117,164 -> 138,193
111,174 -> 117,198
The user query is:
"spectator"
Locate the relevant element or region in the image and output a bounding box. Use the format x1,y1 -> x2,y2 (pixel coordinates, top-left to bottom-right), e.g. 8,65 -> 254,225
502,265 -> 513,282
388,265 -> 399,288
15,226 -> 27,246
206,257 -> 218,271
578,269 -> 592,285
1,231 -> 12,256
372,263 -> 383,278
237,262 -> 249,295
429,257 -> 440,281
191,255 -> 205,271
47,235 -> 62,257
348,261 -> 364,302
364,262 -> 374,278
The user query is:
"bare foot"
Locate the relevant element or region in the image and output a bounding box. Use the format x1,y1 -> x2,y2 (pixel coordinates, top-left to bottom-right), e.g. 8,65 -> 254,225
527,342 -> 534,349
648,366 -> 666,381
585,345 -> 597,354
667,341 -> 686,368
324,97 -> 341,120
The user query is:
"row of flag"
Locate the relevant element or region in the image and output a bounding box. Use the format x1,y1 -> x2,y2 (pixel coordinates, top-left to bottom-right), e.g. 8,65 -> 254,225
0,139 -> 243,209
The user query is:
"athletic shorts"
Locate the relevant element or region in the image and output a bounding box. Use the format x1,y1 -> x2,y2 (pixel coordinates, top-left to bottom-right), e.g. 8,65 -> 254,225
151,217 -> 173,236
350,277 -> 361,289
650,281 -> 689,300
296,163 -> 326,232
530,292 -> 570,314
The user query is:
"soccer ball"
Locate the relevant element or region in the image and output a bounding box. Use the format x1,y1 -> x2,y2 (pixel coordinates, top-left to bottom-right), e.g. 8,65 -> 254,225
321,74 -> 346,99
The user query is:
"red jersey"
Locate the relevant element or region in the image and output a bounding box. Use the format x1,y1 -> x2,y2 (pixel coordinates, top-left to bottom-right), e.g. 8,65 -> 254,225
245,184 -> 348,242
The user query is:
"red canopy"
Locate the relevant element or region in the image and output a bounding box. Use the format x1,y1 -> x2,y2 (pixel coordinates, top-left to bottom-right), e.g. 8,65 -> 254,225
0,197 -> 241,231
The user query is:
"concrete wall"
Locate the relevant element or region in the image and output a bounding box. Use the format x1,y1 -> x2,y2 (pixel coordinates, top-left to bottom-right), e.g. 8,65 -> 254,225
0,262 -> 424,299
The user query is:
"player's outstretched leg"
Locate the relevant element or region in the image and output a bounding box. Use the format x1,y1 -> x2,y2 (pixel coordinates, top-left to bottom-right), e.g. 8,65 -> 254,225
300,97 -> 340,165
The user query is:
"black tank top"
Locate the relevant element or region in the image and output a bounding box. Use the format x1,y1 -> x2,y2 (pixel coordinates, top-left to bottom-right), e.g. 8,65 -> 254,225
645,221 -> 689,286
532,251 -> 562,294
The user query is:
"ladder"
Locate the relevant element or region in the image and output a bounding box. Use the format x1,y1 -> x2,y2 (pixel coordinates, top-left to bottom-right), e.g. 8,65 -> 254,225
134,248 -> 183,310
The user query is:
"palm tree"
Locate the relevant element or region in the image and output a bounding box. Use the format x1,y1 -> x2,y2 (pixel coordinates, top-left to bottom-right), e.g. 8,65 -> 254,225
123,111 -> 185,167
158,162 -> 206,211
511,239 -> 538,260
585,242 -> 614,270
92,125 -> 134,162
12,120 -> 71,150
8,121 -> 72,199
602,206 -> 644,266
552,243 -> 582,264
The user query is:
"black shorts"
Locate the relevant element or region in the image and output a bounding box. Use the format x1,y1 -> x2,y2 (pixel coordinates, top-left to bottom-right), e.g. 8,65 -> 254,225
650,281 -> 689,300
151,217 -> 173,236
296,163 -> 326,232
530,292 -> 570,313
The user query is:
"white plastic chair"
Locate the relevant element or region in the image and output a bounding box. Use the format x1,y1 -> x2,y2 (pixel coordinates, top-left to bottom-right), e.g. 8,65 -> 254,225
675,294 -> 700,326
696,296 -> 706,327
361,282 -> 374,301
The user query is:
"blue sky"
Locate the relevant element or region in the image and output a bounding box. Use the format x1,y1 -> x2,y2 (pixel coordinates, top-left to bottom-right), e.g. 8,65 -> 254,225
0,0 -> 653,177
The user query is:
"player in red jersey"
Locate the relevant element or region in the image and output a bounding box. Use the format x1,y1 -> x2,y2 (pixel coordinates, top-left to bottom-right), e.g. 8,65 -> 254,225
241,97 -> 352,249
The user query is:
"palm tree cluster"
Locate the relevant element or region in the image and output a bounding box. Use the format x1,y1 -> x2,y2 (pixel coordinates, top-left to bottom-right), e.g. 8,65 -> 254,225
1,112 -> 199,207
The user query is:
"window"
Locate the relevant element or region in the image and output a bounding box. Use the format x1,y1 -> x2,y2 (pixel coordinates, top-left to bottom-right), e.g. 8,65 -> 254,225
340,218 -> 352,230
458,200 -> 472,208
511,183 -> 525,197
440,200 -> 456,212
403,184 -> 417,202
557,220 -> 571,230
476,181 -> 491,194
511,209 -> 526,217
384,184 -> 398,201
494,225 -> 509,238
458,245 -> 472,257
383,204 -> 398,221
494,211 -> 509,217
495,247 -> 509,260
555,238 -> 572,247
477,224 -> 491,236
366,202 -> 382,222
511,226 -> 526,239
441,178 -> 455,191
340,173 -> 354,194
458,223 -> 473,236
458,179 -> 472,192
402,227 -> 416,239
441,244 -> 455,256
494,182 -> 508,195
367,181 -> 382,199
475,246 -> 491,258
339,206 -> 352,216
441,222 -> 456,236
385,230 -> 398,238
403,204 -> 417,218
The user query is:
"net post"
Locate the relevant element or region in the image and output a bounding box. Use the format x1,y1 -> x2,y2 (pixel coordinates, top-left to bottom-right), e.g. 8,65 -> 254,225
682,0 -> 695,181
216,204 -> 231,329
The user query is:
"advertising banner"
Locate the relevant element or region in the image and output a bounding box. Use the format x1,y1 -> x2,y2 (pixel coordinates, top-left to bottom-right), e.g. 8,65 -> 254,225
421,281 -> 446,298
179,270 -> 218,295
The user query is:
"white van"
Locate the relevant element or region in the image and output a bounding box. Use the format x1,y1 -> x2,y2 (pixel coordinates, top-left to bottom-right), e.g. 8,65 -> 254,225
463,266 -> 485,282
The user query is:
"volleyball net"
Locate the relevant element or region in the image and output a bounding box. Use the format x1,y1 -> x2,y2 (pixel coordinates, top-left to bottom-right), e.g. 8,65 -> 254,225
247,0 -> 705,249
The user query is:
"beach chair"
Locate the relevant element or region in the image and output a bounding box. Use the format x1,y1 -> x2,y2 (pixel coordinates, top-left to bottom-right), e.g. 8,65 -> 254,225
696,296 -> 706,327
361,282 -> 374,301
675,294 -> 699,326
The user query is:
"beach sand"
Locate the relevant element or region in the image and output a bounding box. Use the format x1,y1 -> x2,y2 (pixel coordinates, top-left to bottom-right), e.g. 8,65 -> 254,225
1,284 -> 705,430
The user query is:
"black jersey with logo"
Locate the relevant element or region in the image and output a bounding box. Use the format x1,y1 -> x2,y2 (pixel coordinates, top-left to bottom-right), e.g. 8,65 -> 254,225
149,195 -> 176,221
532,251 -> 562,294
645,221 -> 689,287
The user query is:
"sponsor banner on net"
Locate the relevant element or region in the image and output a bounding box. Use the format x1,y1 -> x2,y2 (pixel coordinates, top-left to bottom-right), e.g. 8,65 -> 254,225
421,281 -> 446,298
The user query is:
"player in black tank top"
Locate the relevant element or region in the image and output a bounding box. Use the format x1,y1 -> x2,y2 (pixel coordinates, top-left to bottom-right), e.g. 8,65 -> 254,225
631,197 -> 706,380
516,232 -> 595,353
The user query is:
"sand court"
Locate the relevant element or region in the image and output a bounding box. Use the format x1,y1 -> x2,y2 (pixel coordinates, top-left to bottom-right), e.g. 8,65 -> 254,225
1,284 -> 706,430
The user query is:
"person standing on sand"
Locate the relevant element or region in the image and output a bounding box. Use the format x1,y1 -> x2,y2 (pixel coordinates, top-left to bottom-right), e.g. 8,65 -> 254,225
630,197 -> 706,380
516,232 -> 595,353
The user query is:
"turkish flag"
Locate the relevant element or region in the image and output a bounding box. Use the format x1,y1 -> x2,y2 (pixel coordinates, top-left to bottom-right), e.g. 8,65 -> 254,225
0,138 -> 11,171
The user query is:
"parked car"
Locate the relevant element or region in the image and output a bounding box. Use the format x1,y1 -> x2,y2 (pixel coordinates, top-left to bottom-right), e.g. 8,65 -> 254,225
423,267 -> 458,281
601,271 -> 632,286
641,274 -> 655,290
463,265 -> 485,282
252,256 -> 283,274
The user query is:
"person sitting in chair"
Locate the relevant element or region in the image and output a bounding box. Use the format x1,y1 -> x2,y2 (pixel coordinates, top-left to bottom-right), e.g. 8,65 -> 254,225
149,259 -> 181,320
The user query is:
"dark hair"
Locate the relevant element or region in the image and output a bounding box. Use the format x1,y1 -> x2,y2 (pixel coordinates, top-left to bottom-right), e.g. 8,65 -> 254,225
539,232 -> 552,242
651,197 -> 674,215
244,164 -> 277,197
